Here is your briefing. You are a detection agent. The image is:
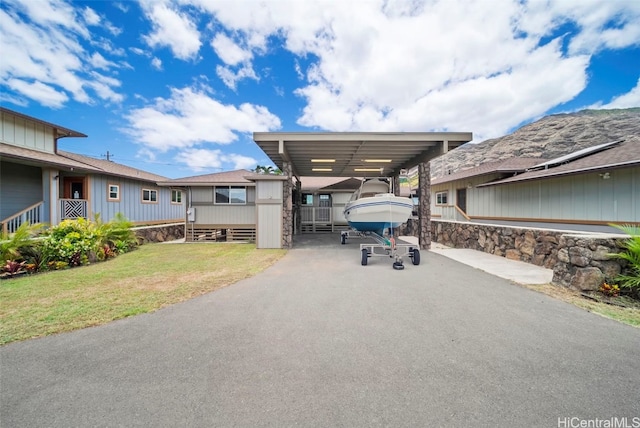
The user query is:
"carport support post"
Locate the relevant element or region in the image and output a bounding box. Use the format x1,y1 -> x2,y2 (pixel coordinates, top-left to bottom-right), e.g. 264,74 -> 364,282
418,162 -> 431,250
392,175 -> 400,196
295,178 -> 302,235
282,161 -> 293,249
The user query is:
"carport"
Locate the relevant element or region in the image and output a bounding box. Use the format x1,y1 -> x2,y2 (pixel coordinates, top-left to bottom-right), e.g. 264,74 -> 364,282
253,132 -> 472,249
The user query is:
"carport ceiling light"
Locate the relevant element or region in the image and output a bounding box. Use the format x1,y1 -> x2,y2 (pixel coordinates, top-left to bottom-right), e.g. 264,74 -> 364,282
364,159 -> 392,163
312,168 -> 333,172
311,159 -> 335,162
354,168 -> 384,172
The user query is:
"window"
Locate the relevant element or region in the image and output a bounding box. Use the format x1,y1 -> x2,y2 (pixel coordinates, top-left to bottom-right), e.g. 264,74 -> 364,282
171,189 -> 182,204
436,191 -> 448,205
301,193 -> 314,205
108,184 -> 120,201
215,186 -> 246,204
142,188 -> 158,203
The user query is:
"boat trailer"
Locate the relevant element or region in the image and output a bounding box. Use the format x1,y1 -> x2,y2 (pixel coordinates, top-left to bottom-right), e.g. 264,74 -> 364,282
340,230 -> 420,269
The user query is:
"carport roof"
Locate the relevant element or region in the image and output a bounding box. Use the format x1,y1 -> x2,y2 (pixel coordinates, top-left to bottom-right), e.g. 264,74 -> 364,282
253,132 -> 472,178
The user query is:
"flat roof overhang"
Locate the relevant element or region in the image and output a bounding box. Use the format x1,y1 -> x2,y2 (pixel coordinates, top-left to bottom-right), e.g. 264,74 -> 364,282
253,132 -> 472,178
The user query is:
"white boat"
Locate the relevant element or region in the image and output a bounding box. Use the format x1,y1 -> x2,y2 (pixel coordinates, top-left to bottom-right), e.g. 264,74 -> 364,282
343,178 -> 414,234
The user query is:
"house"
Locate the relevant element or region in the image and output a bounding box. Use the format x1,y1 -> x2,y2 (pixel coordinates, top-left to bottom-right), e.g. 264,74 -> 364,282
0,107 -> 183,233
158,169 -> 265,244
296,176 -> 362,232
430,139 -> 640,230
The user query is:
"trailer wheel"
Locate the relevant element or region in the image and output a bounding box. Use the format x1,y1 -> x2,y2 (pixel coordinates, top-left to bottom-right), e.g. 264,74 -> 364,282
361,249 -> 368,266
411,249 -> 420,265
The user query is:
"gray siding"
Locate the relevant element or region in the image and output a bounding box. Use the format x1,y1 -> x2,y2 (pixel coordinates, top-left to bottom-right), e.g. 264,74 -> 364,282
257,205 -> 281,248
190,205 -> 255,225
0,161 -> 42,220
90,174 -> 184,223
1,112 -> 54,152
435,166 -> 639,223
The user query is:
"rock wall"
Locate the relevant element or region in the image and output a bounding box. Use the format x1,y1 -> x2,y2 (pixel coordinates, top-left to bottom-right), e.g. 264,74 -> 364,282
401,219 -> 628,291
133,223 -> 185,244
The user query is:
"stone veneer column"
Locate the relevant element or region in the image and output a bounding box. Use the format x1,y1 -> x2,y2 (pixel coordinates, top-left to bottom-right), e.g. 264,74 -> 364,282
295,178 -> 302,234
282,161 -> 293,249
418,162 -> 431,250
392,174 -> 400,196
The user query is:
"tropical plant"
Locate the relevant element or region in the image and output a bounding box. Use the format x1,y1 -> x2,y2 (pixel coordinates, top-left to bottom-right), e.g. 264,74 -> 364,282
609,224 -> 640,293
254,165 -> 283,175
0,222 -> 45,262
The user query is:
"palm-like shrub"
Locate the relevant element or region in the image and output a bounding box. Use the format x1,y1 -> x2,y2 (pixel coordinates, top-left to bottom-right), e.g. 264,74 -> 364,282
610,224 -> 640,293
0,222 -> 44,262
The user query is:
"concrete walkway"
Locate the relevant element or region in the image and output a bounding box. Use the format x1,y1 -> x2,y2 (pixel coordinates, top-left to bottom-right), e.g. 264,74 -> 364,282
1,234 -> 638,427
422,240 -> 553,285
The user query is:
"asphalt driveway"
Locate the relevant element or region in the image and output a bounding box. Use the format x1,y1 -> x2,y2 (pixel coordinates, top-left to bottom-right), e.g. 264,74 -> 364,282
2,234 -> 639,427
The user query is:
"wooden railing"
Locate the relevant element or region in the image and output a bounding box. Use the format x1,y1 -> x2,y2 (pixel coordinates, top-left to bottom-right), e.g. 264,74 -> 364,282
300,206 -> 332,223
1,201 -> 44,235
60,199 -> 88,220
438,205 -> 471,222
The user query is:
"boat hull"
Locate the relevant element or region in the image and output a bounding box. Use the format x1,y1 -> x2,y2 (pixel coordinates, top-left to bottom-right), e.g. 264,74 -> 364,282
343,194 -> 413,233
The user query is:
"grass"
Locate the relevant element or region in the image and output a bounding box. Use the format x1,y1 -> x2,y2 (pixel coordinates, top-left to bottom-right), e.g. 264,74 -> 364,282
525,283 -> 640,328
0,243 -> 286,345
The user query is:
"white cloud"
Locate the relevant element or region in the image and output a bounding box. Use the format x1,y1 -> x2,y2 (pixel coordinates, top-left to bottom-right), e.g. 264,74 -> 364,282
90,52 -> 116,70
211,33 -> 252,66
216,64 -> 258,90
183,0 -> 640,141
175,148 -> 258,171
0,0 -> 123,107
123,86 -> 281,151
82,6 -> 100,26
151,57 -> 163,70
225,153 -> 259,170
6,78 -> 69,108
592,78 -> 640,110
140,1 -> 201,60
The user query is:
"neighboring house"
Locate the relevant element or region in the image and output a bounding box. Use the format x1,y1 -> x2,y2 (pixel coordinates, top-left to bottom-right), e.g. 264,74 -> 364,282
158,169 -> 261,243
297,176 -> 361,232
430,139 -> 640,229
0,107 -> 183,233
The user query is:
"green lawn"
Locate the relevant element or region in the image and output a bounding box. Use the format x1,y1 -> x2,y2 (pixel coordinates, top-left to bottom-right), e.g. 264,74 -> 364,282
0,243 -> 286,344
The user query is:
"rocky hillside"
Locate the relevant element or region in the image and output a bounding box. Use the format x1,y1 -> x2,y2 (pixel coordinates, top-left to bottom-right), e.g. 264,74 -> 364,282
431,108 -> 640,177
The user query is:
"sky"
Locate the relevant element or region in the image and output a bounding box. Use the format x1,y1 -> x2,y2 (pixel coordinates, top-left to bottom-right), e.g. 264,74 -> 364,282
1,0 -> 639,179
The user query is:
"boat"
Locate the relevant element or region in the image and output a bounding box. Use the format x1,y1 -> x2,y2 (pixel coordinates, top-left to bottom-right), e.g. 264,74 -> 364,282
343,178 -> 414,235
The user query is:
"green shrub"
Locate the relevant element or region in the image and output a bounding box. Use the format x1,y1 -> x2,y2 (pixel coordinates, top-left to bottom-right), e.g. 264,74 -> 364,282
42,215 -> 138,268
0,222 -> 44,262
609,224 -> 640,294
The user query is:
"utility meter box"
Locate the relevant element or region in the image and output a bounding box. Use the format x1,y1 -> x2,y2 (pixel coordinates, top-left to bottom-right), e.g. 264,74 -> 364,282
187,207 -> 196,222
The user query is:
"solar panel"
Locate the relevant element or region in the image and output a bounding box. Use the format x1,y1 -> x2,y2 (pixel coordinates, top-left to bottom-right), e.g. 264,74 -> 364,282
529,140 -> 623,170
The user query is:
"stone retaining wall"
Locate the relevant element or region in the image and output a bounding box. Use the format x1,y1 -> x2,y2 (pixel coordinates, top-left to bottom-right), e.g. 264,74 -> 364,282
133,223 -> 185,244
400,219 -> 628,291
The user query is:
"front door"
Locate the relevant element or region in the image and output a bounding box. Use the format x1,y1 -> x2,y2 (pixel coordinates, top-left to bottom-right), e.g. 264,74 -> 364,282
63,177 -> 85,199
456,188 -> 467,213
318,194 -> 331,222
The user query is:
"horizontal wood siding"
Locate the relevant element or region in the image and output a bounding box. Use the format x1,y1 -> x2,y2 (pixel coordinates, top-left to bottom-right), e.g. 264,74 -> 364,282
1,111 -> 54,152
90,175 -> 184,223
190,205 -> 255,225
0,161 -> 42,219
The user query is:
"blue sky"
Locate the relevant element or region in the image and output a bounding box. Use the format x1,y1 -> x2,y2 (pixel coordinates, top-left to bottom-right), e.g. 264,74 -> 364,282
1,0 -> 639,179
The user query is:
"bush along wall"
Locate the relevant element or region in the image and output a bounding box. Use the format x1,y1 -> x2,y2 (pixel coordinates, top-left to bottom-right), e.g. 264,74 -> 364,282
401,219 -> 631,292
0,215 -> 138,278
